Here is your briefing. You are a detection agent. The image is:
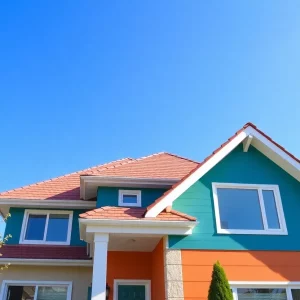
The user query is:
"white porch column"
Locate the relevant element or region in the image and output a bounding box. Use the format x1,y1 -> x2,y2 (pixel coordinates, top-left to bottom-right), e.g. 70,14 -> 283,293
92,233 -> 109,300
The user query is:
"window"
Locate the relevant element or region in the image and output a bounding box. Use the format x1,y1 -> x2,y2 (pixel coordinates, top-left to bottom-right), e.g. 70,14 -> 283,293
1,281 -> 72,300
118,190 -> 141,207
20,210 -> 73,245
212,183 -> 287,235
231,283 -> 300,300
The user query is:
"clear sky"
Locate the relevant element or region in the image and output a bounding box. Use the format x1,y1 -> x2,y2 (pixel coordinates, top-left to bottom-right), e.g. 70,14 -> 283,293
1,1 -> 300,234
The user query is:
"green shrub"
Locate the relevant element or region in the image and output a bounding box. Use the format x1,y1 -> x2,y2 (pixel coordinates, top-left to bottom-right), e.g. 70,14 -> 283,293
208,261 -> 233,300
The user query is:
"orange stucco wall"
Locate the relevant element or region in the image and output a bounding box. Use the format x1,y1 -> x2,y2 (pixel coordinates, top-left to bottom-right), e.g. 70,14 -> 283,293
182,250 -> 300,300
106,239 -> 165,300
151,239 -> 165,300
107,251 -> 152,300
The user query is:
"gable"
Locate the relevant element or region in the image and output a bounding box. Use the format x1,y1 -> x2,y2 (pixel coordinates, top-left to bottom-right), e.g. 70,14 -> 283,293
145,123 -> 300,217
169,144 -> 300,250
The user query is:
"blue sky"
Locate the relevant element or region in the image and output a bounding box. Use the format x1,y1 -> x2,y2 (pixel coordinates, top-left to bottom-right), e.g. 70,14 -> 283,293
1,1 -> 300,234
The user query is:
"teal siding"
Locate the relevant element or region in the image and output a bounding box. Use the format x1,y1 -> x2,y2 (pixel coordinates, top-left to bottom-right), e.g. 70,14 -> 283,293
169,144 -> 300,251
5,208 -> 86,246
97,187 -> 167,208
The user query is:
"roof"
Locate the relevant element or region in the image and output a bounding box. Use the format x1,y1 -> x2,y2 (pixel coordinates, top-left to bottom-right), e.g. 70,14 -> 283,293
145,122 -> 300,217
80,206 -> 196,221
0,152 -> 198,200
0,245 -> 90,260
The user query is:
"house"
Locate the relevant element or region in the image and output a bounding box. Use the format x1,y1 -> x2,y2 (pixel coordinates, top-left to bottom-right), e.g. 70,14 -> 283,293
1,123 -> 300,300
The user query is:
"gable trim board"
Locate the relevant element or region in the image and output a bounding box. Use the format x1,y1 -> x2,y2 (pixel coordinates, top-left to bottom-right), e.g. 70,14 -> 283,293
145,123 -> 300,217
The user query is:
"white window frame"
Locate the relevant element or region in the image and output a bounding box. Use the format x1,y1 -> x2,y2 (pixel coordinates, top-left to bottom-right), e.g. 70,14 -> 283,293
0,280 -> 72,300
212,183 -> 287,235
19,209 -> 73,245
113,279 -> 151,300
118,190 -> 142,207
230,281 -> 300,300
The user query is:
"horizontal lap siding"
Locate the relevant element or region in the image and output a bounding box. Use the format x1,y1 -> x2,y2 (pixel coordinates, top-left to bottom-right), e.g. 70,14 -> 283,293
170,145 -> 300,251
181,250 -> 300,299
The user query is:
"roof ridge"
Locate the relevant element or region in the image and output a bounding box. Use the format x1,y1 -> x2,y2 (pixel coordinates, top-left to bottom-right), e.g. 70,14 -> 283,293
0,158 -> 133,196
160,152 -> 200,164
86,152 -> 175,173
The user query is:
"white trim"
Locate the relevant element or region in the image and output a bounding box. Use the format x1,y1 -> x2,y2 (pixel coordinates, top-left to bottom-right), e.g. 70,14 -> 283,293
145,130 -> 248,217
113,280 -> 151,300
230,281 -> 300,300
243,135 -> 253,152
230,281 -> 300,286
79,219 -> 197,242
0,280 -> 72,300
0,198 -> 96,208
145,126 -> 300,217
0,258 -> 92,266
19,209 -> 73,245
81,176 -> 179,185
118,190 -> 141,207
212,183 -> 288,235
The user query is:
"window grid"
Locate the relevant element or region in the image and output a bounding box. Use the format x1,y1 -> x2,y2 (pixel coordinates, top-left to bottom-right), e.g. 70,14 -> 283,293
212,183 -> 287,235
20,210 -> 73,245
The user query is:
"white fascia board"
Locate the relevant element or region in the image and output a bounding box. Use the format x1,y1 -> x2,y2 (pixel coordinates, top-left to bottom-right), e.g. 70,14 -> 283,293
0,258 -> 92,267
0,199 -> 96,209
79,219 -> 197,240
145,131 -> 248,217
86,225 -> 194,235
80,218 -> 196,228
245,127 -> 300,170
80,176 -> 179,187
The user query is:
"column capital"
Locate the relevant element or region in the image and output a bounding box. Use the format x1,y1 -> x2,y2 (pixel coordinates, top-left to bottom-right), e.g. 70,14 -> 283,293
94,233 -> 109,243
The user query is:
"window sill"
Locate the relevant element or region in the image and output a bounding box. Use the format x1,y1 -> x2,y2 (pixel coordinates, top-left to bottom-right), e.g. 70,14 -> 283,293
217,229 -> 288,235
19,240 -> 71,246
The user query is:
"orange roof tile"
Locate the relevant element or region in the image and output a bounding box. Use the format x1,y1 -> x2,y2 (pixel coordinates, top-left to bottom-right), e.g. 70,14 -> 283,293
80,206 -> 196,221
0,153 -> 198,200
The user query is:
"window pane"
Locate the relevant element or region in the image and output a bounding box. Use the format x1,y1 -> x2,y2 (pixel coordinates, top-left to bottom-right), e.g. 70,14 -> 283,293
263,190 -> 280,229
6,286 -> 36,300
37,286 -> 68,300
217,188 -> 263,230
291,289 -> 300,300
122,195 -> 138,204
25,215 -> 47,240
237,288 -> 287,300
46,214 -> 69,242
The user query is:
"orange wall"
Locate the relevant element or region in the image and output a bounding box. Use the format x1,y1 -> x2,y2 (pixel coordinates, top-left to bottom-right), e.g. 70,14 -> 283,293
107,251 -> 152,300
106,241 -> 165,300
151,239 -> 165,300
182,250 -> 300,300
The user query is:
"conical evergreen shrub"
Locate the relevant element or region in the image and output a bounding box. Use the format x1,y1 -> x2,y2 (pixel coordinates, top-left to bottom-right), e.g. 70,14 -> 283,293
208,261 -> 233,300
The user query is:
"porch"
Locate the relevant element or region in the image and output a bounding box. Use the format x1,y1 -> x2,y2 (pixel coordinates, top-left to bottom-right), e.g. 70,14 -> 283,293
79,206 -> 197,300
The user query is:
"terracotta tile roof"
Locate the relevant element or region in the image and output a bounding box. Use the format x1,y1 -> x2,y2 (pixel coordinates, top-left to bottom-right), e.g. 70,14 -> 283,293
0,153 -> 198,200
80,206 -> 196,221
146,122 -> 300,213
0,245 -> 90,260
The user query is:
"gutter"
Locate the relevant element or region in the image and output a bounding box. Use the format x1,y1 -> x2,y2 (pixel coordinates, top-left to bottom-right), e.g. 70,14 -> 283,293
79,218 -> 197,228
0,199 -> 96,209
